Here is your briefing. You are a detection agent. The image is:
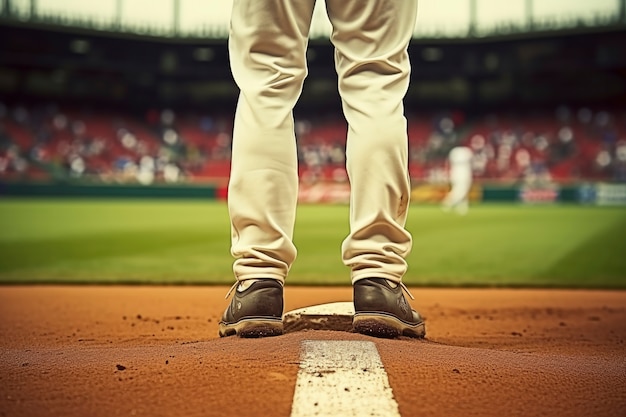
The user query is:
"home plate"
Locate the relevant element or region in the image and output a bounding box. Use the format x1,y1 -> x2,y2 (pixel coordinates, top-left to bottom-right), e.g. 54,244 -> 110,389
283,302 -> 354,333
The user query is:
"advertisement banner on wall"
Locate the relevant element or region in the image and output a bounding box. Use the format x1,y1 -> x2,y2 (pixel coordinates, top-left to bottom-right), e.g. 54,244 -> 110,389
595,183 -> 626,205
295,181 -> 626,205
410,183 -> 483,204
298,182 -> 351,203
577,183 -> 597,204
519,185 -> 559,204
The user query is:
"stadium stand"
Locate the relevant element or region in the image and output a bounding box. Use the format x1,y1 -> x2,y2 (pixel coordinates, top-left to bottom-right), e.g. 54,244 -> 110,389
1,102 -> 624,184
1,7 -> 625,187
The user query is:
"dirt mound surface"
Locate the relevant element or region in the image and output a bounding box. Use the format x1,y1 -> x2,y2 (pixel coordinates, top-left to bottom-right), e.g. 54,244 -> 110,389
1,286 -> 625,417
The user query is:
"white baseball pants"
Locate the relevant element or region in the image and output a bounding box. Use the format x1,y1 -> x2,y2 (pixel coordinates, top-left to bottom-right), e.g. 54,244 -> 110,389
228,0 -> 418,285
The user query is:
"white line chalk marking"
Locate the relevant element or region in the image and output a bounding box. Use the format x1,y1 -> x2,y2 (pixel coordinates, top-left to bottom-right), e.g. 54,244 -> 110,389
290,340 -> 401,417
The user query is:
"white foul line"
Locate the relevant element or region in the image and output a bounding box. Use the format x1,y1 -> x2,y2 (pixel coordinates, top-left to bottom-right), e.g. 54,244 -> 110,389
290,340 -> 401,417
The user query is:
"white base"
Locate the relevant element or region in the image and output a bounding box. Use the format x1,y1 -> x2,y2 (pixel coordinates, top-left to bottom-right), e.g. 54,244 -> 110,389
283,301 -> 354,333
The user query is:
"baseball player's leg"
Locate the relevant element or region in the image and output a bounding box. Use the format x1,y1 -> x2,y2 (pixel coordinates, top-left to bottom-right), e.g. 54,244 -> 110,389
228,0 -> 315,284
442,180 -> 461,209
220,0 -> 315,337
443,176 -> 471,213
326,0 -> 418,285
456,198 -> 469,215
454,177 -> 472,214
327,0 -> 424,338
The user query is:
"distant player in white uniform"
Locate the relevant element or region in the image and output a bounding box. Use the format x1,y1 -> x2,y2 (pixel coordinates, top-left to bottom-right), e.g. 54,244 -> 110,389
442,146 -> 474,215
220,0 -> 425,340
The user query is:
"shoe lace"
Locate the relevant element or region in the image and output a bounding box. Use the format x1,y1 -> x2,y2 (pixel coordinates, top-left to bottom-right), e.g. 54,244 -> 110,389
399,281 -> 415,300
224,281 -> 239,299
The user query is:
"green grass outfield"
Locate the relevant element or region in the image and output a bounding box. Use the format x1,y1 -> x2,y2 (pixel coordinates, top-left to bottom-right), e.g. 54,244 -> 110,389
0,198 -> 625,288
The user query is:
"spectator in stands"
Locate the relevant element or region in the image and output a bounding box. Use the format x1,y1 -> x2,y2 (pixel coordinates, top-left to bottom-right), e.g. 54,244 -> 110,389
468,134 -> 493,177
2,103 -> 623,184
615,141 -> 626,181
220,0 -> 425,340
551,126 -> 576,163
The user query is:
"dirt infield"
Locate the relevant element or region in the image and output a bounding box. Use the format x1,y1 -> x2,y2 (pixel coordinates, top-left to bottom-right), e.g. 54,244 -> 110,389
1,286 -> 625,417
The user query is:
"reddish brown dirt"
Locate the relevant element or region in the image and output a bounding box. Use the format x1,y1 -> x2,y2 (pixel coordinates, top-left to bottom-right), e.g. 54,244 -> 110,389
1,286 -> 625,417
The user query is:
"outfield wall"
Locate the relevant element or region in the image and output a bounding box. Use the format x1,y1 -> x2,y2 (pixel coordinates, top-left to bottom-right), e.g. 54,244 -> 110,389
1,181 -> 625,205
0,182 -> 216,199
410,182 -> 626,205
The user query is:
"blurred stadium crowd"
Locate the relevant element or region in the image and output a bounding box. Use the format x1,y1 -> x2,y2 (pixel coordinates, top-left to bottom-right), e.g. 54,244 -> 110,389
2,4 -> 625,188
1,101 -> 624,185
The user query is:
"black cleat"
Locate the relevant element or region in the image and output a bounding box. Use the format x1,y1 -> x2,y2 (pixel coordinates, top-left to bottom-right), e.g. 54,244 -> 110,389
353,278 -> 426,339
219,279 -> 284,338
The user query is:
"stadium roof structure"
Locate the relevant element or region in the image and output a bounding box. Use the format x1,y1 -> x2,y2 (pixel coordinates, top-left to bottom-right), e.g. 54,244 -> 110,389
1,1 -> 625,110
1,0 -> 625,41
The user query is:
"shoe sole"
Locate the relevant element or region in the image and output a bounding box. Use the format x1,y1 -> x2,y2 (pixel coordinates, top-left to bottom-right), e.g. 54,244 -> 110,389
353,312 -> 425,339
219,317 -> 283,338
